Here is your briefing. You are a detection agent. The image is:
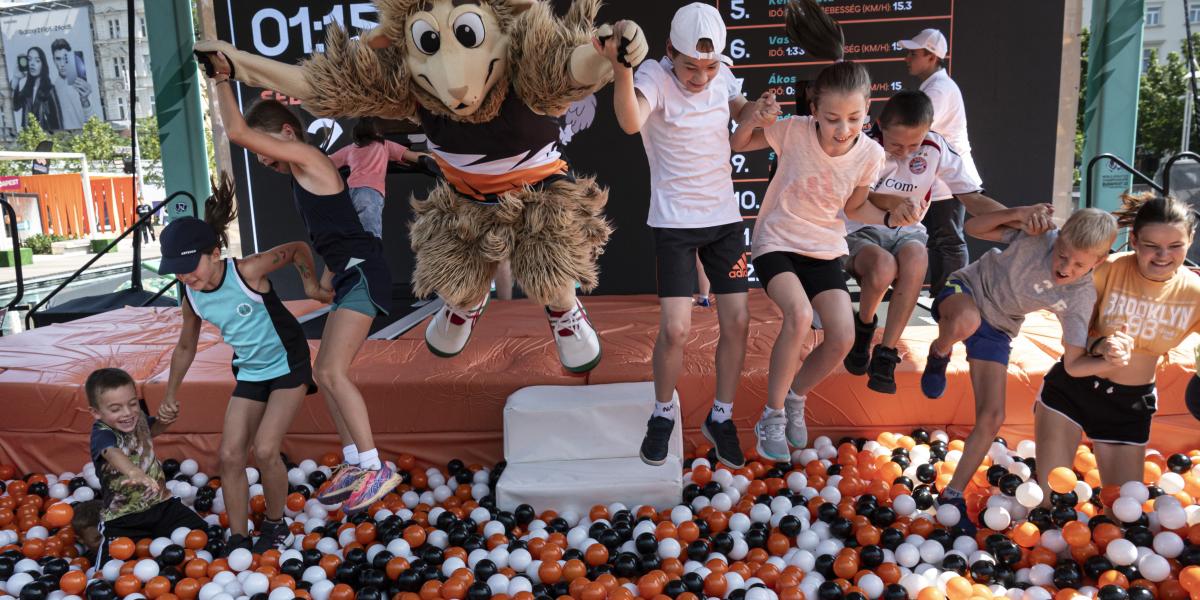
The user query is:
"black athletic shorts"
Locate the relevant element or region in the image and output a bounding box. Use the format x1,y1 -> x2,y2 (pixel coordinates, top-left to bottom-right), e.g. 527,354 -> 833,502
98,498 -> 207,564
1037,361 -> 1158,445
751,251 -> 849,299
653,223 -> 749,297
233,364 -> 317,403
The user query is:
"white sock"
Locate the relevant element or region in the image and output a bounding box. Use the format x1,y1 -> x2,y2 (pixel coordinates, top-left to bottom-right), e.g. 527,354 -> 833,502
652,402 -> 675,419
762,406 -> 784,419
358,448 -> 381,471
343,444 -> 360,466
710,400 -> 734,423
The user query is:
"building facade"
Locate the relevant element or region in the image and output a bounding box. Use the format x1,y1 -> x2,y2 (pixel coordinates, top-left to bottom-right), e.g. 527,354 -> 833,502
1083,0 -> 1200,70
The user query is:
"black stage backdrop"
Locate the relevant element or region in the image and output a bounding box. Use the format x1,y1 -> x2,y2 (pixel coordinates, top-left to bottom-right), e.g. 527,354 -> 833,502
213,0 -> 1065,300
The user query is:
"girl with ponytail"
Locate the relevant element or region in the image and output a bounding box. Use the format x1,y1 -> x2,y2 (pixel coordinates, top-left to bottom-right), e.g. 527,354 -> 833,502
730,0 -> 920,462
157,173 -> 331,555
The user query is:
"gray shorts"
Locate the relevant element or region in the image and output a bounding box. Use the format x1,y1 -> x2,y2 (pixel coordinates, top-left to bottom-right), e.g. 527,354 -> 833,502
843,226 -> 929,274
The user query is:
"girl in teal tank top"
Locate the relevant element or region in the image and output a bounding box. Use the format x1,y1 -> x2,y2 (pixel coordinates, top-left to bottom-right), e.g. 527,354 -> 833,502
158,174 -> 332,555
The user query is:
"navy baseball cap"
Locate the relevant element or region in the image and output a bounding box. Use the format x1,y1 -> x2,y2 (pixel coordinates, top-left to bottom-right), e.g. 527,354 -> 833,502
158,217 -> 218,275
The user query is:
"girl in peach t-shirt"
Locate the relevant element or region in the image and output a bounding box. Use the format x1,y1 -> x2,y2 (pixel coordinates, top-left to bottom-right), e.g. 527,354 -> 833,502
328,117 -> 425,239
730,0 -> 919,461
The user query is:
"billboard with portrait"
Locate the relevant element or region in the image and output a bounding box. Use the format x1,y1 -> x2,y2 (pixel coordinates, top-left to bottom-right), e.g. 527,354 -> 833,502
0,7 -> 102,132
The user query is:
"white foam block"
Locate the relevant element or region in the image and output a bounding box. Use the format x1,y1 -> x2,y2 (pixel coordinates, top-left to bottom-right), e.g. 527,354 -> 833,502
504,382 -> 683,464
496,456 -> 683,513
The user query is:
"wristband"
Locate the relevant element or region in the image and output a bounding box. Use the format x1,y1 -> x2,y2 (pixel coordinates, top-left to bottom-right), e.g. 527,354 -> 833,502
883,211 -> 892,228
1087,336 -> 1108,357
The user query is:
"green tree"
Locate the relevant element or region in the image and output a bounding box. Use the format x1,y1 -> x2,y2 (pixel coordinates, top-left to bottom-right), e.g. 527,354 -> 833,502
137,115 -> 163,185
68,116 -> 121,170
1073,29 -> 1089,184
0,116 -> 51,176
1136,48 -> 1188,167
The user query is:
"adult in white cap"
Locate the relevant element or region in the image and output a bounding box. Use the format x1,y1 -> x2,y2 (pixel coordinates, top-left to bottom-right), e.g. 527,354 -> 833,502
899,28 -> 982,297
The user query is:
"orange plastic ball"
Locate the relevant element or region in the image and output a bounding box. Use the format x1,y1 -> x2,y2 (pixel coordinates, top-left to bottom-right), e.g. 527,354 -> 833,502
42,503 -> 73,529
1047,467 -> 1078,495
59,570 -> 88,595
144,576 -> 172,599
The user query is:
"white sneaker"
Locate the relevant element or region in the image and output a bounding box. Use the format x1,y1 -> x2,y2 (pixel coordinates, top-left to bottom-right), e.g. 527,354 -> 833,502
547,301 -> 601,372
785,391 -> 808,448
425,296 -> 488,357
755,409 -> 790,462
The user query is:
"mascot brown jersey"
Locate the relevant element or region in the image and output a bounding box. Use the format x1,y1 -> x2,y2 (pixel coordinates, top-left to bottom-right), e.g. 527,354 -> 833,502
196,0 -> 646,373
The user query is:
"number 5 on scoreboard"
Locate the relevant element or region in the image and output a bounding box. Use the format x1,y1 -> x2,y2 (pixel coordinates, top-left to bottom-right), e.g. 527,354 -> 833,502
729,0 -> 748,20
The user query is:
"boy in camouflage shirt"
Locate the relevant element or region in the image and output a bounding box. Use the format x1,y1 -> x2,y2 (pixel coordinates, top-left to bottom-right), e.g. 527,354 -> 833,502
87,368 -> 205,563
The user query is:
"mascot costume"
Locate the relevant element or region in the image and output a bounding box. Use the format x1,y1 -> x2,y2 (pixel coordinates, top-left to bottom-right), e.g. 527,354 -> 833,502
196,0 -> 646,372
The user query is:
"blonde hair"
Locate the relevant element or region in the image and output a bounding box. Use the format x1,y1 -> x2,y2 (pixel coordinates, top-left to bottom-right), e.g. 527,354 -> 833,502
1060,207 -> 1117,254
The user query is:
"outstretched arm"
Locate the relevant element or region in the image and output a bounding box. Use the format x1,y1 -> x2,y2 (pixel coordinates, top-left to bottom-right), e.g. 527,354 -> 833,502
963,204 -> 1053,242
195,39 -> 311,100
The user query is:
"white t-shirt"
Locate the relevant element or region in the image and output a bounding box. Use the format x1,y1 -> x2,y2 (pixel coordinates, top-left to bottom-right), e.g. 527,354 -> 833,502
752,116 -> 884,260
920,69 -> 980,199
635,57 -> 743,229
845,130 -> 982,234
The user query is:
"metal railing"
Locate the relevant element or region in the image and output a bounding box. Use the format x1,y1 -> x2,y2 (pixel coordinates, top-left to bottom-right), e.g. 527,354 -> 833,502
0,197 -> 25,335
1083,153 -> 1164,209
1163,151 -> 1200,193
25,191 -> 197,330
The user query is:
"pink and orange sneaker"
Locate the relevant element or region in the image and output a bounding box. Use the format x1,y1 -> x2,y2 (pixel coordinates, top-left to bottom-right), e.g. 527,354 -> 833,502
343,465 -> 403,514
316,463 -> 364,505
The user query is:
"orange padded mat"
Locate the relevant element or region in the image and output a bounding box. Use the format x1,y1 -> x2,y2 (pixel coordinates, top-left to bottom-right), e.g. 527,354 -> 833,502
0,291 -> 1196,473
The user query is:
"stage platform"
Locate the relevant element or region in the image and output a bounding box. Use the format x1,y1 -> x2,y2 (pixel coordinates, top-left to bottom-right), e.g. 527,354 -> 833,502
0,290 -> 1196,474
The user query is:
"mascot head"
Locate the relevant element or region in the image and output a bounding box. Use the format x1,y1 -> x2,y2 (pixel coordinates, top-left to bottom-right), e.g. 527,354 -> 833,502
366,0 -> 524,120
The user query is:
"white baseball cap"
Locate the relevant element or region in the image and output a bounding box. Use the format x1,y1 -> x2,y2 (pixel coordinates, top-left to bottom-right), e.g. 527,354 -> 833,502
898,28 -> 948,59
670,3 -> 730,63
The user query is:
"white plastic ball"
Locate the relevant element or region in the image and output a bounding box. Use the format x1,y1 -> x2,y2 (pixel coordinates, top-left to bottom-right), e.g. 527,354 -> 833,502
1105,539 -> 1138,566
1015,482 -> 1044,508
227,548 -> 253,572
1153,531 -> 1185,558
309,581 -> 334,600
301,566 -> 327,584
983,507 -> 1012,531
268,587 -> 295,600
1120,481 -> 1149,503
1138,553 -> 1171,582
918,539 -> 945,565
5,573 -> 34,596
133,559 -> 160,582
893,495 -> 916,517
149,537 -> 172,558
936,504 -> 961,527
1159,472 -> 1186,495
243,573 -> 270,596
1112,497 -> 1143,523
180,459 -> 199,476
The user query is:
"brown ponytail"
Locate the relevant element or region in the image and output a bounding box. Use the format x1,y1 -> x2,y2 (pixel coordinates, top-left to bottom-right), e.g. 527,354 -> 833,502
1112,191 -> 1198,237
204,172 -> 238,249
785,0 -> 871,110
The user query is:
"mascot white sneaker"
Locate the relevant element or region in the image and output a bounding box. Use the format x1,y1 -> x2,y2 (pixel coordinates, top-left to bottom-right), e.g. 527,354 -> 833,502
196,0 -> 647,374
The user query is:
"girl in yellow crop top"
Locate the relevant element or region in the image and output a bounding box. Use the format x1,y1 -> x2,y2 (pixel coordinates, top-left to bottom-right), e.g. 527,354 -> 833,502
1035,192 -> 1200,498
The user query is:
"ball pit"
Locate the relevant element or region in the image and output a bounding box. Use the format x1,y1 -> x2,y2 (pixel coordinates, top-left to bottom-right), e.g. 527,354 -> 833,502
2,432 -> 1200,600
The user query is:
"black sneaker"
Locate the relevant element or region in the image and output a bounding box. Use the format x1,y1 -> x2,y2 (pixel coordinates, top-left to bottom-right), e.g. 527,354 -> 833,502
223,533 -> 252,557
639,417 -> 675,466
701,415 -> 745,469
843,312 -> 877,375
866,345 -> 901,394
252,518 -> 294,554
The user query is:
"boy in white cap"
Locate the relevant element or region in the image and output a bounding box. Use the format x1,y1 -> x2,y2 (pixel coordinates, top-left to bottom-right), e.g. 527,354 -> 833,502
899,28 -> 981,297
597,3 -> 772,468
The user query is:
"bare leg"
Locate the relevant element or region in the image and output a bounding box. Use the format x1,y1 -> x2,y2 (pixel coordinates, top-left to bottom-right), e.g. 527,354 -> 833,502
219,398 -> 267,537
850,246 -> 895,326
1033,401 -> 1082,506
696,256 -> 711,301
713,293 -> 750,404
315,309 -> 376,451
946,359 -> 1008,493
789,289 -> 854,397
252,386 -> 305,521
880,243 -> 928,347
494,260 -> 514,301
1095,442 -> 1147,488
653,297 -> 694,404
762,273 -> 813,411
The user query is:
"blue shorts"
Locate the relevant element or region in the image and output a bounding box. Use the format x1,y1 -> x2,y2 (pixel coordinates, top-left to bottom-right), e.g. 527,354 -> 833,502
930,278 -> 1012,365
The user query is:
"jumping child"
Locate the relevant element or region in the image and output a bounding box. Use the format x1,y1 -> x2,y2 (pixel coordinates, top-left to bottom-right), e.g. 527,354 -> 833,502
922,206 -> 1116,533
199,50 -> 402,514
730,0 -> 920,461
602,3 -> 763,468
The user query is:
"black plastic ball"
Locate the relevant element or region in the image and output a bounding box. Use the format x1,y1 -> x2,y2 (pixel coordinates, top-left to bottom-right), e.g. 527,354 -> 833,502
1097,585 -> 1129,600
